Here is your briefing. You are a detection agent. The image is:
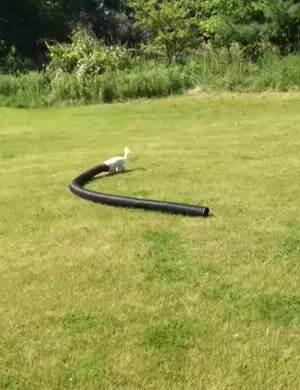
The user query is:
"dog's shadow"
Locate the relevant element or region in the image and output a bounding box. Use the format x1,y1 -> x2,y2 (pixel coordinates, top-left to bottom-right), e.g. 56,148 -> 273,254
92,167 -> 146,182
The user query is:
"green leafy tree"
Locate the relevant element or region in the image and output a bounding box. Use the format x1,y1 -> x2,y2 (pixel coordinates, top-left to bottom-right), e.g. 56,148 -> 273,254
263,0 -> 300,52
185,0 -> 263,40
213,0 -> 300,53
213,1 -> 264,52
129,0 -> 202,63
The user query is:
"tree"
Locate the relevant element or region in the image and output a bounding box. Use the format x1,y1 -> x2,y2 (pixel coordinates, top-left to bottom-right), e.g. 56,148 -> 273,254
129,0 -> 202,63
263,0 -> 300,52
212,0 -> 300,53
0,0 -> 138,61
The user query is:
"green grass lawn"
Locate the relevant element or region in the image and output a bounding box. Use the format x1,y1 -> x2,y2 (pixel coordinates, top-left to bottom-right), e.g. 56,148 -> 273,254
0,93 -> 299,389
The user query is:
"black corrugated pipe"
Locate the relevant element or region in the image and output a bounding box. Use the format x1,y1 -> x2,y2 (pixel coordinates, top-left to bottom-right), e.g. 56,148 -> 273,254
69,163 -> 209,217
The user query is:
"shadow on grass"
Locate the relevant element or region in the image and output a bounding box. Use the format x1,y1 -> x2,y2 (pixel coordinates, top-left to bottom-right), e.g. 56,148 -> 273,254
92,167 -> 146,182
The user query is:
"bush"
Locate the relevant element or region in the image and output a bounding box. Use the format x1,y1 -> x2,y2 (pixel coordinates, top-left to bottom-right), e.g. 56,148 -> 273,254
47,27 -> 132,78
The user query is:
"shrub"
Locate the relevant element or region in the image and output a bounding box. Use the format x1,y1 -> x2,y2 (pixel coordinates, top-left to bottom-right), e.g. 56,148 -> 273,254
47,27 -> 132,78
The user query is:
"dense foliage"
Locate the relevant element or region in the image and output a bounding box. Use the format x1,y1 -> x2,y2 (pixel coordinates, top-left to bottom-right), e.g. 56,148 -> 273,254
47,27 -> 132,77
1,0 -> 300,106
1,0 -> 300,70
0,0 -> 139,72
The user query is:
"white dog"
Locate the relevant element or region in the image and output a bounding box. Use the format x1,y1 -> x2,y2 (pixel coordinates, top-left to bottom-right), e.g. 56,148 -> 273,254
104,147 -> 131,173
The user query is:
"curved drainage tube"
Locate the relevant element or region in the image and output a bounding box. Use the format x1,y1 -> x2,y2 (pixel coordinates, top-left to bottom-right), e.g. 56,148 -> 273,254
70,163 -> 209,217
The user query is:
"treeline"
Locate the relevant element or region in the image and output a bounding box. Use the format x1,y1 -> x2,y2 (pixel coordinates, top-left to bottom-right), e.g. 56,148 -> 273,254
1,0 -> 300,70
1,1 -> 300,107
